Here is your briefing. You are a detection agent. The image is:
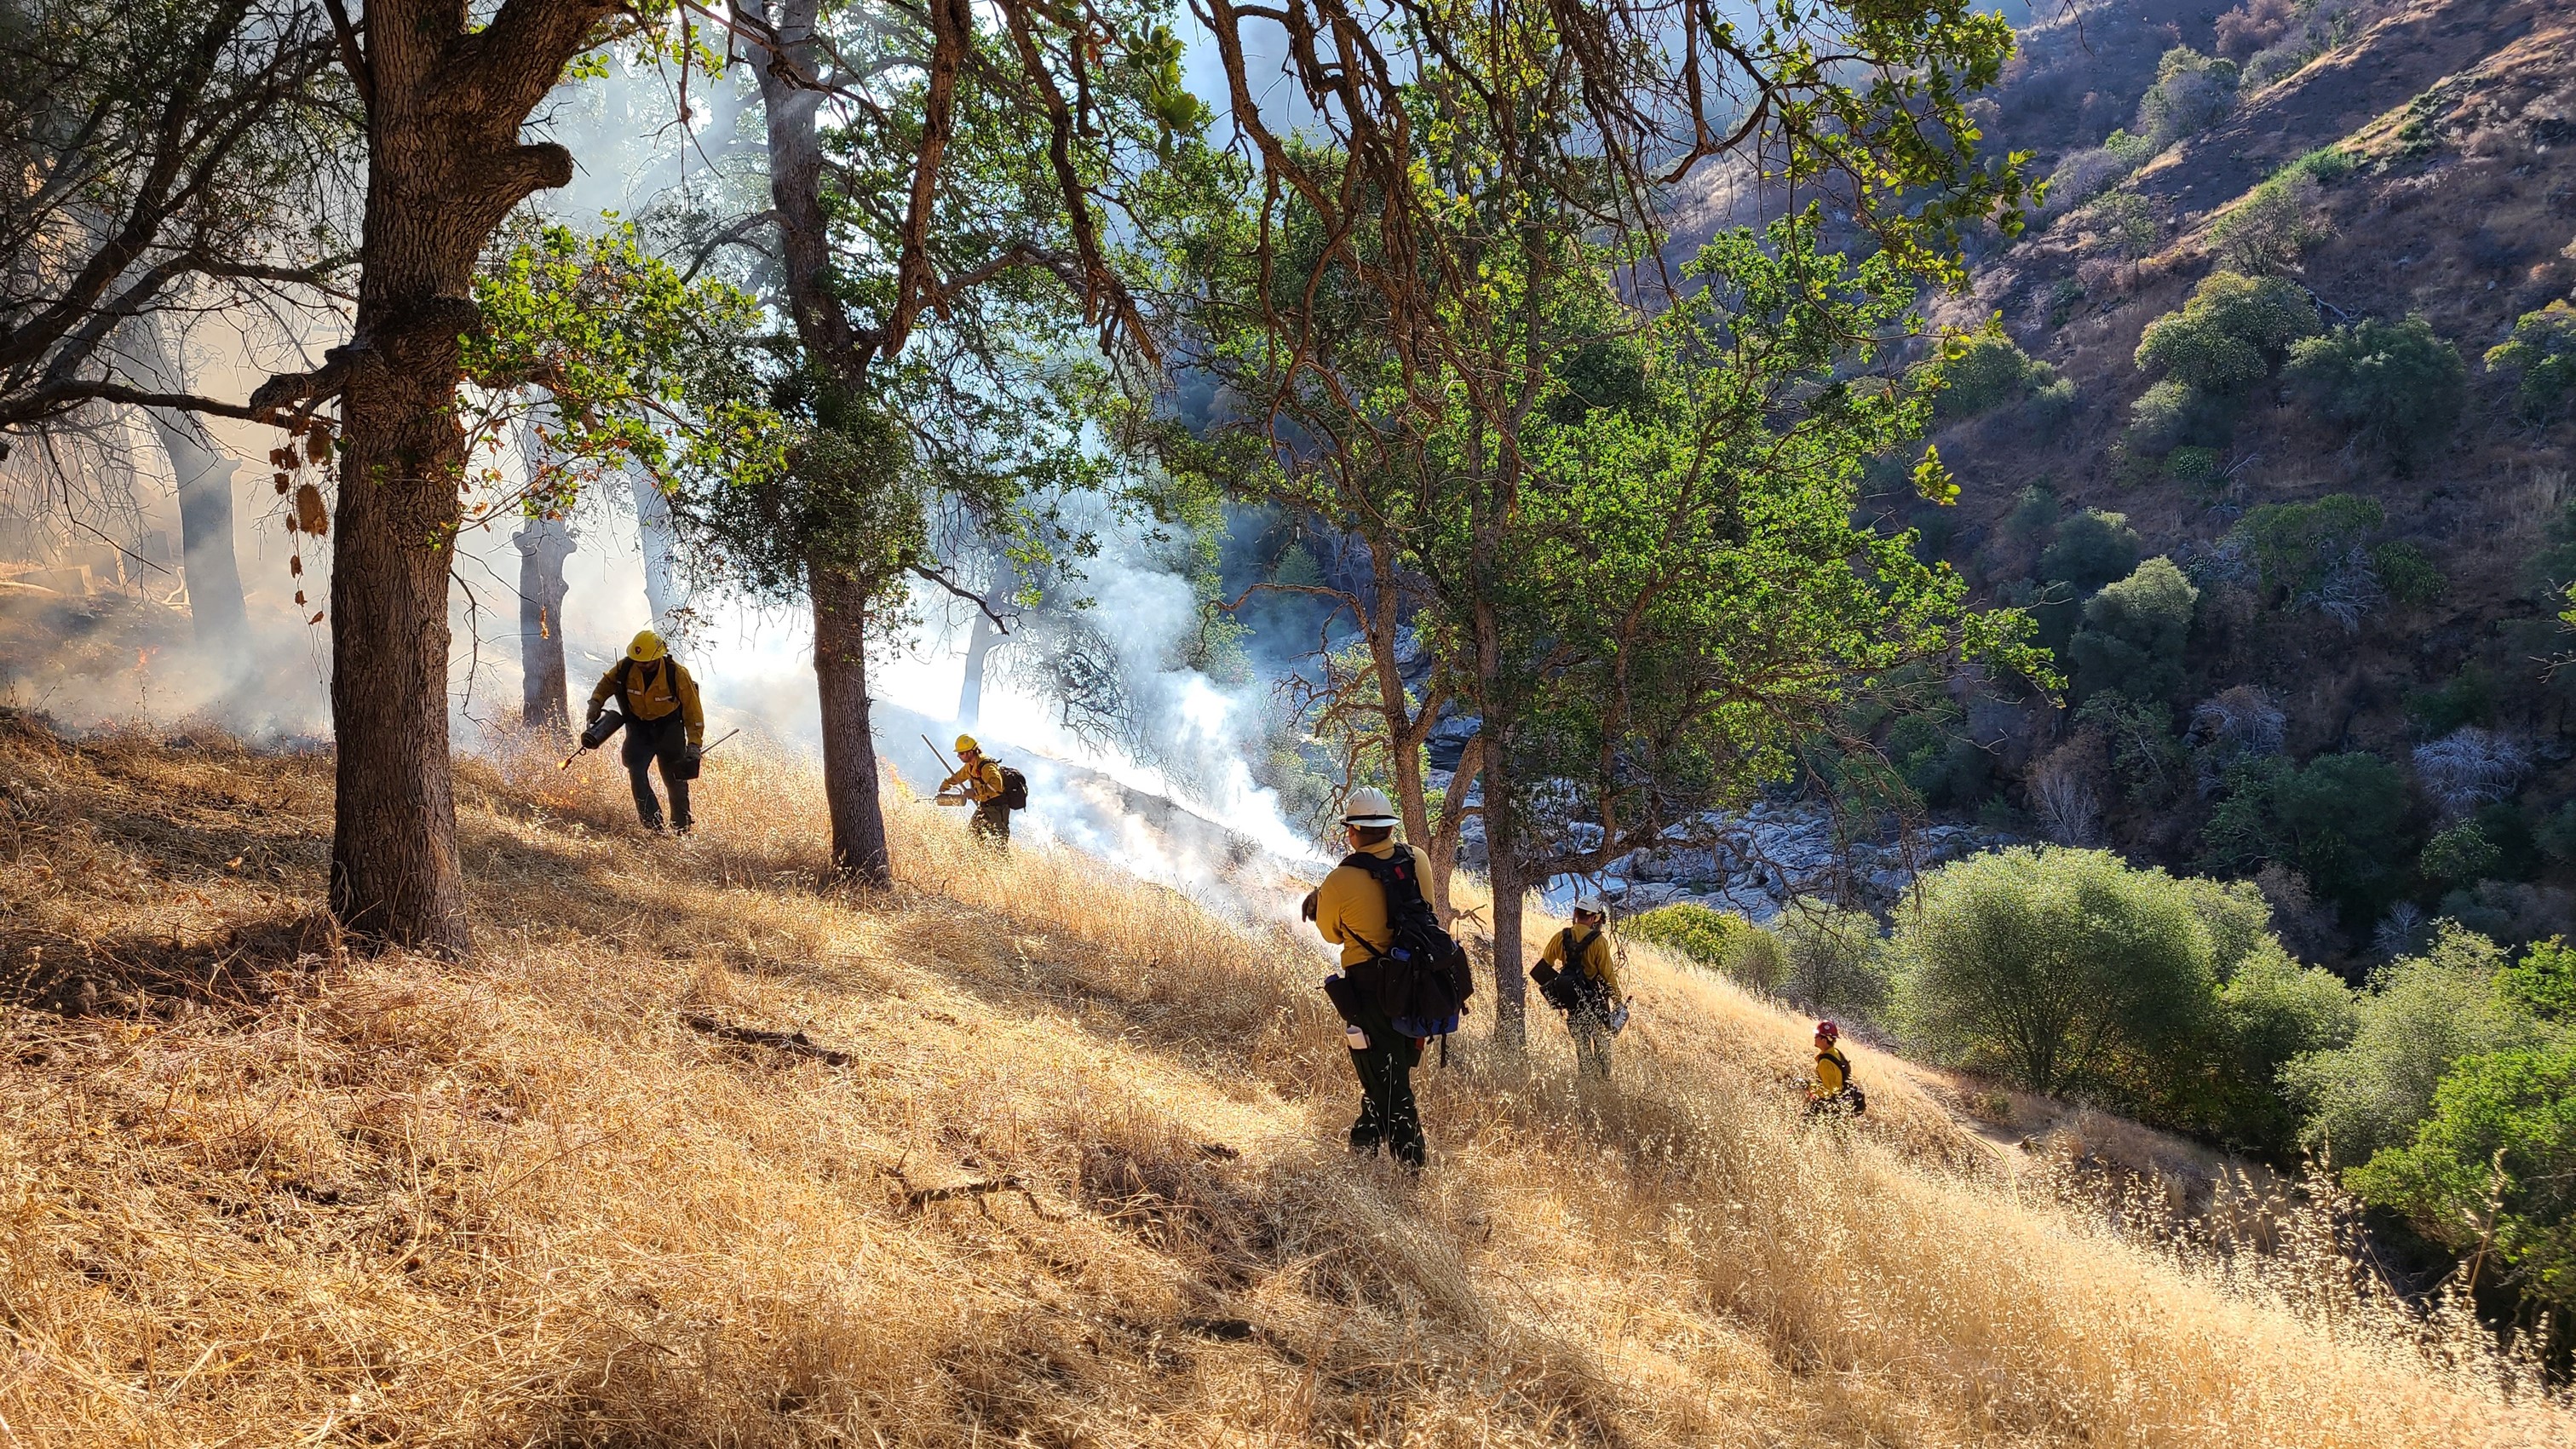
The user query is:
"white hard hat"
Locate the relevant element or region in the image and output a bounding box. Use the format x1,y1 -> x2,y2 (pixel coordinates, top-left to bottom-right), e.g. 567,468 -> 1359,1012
1572,894 -> 1608,917
1339,786 -> 1400,827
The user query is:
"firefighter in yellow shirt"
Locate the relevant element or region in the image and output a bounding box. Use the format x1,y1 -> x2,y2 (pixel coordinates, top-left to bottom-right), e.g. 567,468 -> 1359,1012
585,630 -> 704,834
1808,1020 -> 1862,1118
1302,787 -> 1430,1167
1535,895 -> 1623,1079
936,734 -> 1011,847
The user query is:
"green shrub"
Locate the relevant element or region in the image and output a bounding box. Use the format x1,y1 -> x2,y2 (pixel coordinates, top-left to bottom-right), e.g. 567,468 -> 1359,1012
2277,145 -> 2357,186
2125,377 -> 2244,457
1624,903 -> 1783,990
2422,820 -> 2503,887
1774,902 -> 1895,1020
2136,48 -> 2240,149
2484,299 -> 2576,421
2201,750 -> 2412,923
2210,172 -> 2329,276
2075,689 -> 2187,802
2134,271 -> 2320,395
2214,946 -> 2361,1152
2040,508 -> 2143,595
2024,376 -> 2078,432
2286,315 -> 2466,470
1892,846 -> 2223,1096
2406,667 -> 2495,737
1889,705 -> 1993,810
2369,540 -> 2443,607
2344,1041 -> 2576,1310
2005,481 -> 2060,539
2281,923 -> 2520,1165
2069,556 -> 2199,703
2234,493 -> 2385,595
2165,445 -> 2226,485
2102,128 -> 2158,168
2501,934 -> 2576,1021
1935,332 -> 2061,421
2084,190 -> 2161,260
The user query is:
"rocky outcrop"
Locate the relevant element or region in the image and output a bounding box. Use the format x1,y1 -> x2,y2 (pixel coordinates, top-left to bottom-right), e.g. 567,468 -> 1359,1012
1605,802 -> 2016,921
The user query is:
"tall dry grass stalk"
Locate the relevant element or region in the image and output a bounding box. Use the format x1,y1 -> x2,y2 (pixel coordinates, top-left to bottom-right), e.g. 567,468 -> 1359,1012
0,719 -> 2567,1445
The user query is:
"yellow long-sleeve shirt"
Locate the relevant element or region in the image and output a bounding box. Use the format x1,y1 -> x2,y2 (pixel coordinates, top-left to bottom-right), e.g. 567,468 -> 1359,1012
1814,1047 -> 1852,1096
1540,926 -> 1621,1002
587,658 -> 704,746
940,758 -> 1006,803
1312,841 -> 1429,968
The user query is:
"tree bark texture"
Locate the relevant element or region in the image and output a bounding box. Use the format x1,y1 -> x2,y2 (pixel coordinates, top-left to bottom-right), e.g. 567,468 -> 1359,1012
812,564 -> 893,883
282,0 -> 612,954
513,517 -> 573,733
1482,737 -> 1527,1049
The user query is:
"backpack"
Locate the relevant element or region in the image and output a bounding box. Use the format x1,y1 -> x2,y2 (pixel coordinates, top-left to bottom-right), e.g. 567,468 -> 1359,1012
1532,929 -> 1608,1014
1342,848 -> 1475,1040
996,765 -> 1028,810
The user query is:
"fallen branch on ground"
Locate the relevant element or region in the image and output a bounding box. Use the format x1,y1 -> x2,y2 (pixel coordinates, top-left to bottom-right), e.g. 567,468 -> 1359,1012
682,1013 -> 851,1066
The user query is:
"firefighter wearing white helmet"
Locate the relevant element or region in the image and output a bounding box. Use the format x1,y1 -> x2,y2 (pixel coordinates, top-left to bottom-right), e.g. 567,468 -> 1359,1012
1534,892 -> 1624,1080
1301,786 -> 1432,1166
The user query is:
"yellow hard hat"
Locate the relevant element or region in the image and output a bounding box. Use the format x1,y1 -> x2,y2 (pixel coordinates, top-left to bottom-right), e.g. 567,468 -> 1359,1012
626,630 -> 666,662
954,733 -> 980,754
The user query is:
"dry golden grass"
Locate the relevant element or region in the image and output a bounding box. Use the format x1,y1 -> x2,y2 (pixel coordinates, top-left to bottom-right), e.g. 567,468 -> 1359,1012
0,714 -> 2569,1446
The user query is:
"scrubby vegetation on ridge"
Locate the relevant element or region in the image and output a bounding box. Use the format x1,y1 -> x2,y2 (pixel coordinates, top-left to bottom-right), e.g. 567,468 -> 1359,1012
1,716 -> 2567,1443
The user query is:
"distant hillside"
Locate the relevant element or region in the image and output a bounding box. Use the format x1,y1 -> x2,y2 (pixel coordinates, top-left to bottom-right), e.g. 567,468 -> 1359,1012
1869,0 -> 2576,963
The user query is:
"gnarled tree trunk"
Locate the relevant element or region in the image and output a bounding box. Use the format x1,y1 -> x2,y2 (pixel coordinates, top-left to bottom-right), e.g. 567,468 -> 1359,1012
513,516 -> 573,733
812,564 -> 891,879
256,0 -> 615,955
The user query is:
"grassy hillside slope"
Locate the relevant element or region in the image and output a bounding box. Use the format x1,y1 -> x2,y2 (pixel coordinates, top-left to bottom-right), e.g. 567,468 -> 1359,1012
0,716 -> 2566,1445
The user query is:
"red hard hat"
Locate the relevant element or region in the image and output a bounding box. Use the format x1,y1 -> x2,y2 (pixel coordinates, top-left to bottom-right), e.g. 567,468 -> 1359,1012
1815,1020 -> 1840,1042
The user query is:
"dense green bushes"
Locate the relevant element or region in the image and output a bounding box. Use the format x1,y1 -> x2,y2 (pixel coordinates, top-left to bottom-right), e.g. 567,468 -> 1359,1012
1625,900 -> 1891,1021
1889,846 -> 2355,1149
2283,924 -> 2521,1164
1891,848 -> 2228,1095
1624,902 -> 1781,986
2200,750 -> 2412,924
2237,493 -> 2383,594
1935,332 -> 2071,422
2126,271 -> 2317,463
2039,508 -> 2142,595
2286,314 -> 2466,469
1776,904 -> 1894,1019
2290,930 -> 2576,1310
2134,272 -> 2319,394
2485,299 -> 2576,420
2068,556 -> 2199,703
2136,48 -> 2240,149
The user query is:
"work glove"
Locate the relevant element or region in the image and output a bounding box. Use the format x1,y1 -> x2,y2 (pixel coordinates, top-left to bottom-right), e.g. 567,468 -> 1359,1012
687,745 -> 704,766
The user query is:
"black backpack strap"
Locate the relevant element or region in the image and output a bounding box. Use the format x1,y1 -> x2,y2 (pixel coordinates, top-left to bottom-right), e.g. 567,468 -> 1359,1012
1337,851 -> 1395,959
